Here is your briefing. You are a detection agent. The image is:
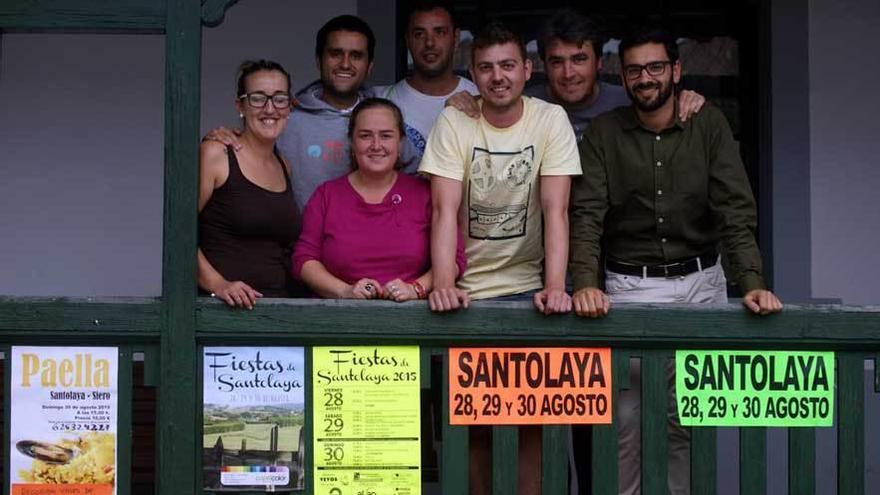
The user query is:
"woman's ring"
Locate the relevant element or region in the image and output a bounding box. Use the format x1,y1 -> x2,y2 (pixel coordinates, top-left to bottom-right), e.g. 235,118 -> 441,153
365,283 -> 374,293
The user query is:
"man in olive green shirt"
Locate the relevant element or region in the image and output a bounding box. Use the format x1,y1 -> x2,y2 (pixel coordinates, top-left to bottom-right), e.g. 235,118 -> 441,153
568,28 -> 782,495
569,29 -> 782,317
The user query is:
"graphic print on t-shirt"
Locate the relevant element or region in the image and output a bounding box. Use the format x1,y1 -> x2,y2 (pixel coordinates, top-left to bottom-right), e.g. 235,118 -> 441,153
404,123 -> 427,160
467,146 -> 534,240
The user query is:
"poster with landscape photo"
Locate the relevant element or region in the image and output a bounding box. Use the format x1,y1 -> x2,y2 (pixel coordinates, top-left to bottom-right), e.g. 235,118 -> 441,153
203,347 -> 305,491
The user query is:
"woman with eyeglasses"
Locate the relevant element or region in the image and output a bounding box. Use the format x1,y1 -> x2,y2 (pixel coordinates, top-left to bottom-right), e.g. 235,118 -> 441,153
292,98 -> 465,301
198,60 -> 300,308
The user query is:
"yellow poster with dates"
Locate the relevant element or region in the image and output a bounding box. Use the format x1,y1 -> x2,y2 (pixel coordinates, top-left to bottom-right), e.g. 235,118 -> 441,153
313,346 -> 420,495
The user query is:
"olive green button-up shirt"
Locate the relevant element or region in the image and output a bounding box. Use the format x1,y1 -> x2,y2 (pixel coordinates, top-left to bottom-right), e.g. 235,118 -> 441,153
569,103 -> 766,293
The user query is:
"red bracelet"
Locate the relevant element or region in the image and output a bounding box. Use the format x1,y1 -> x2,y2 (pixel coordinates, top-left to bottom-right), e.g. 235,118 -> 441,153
409,280 -> 427,299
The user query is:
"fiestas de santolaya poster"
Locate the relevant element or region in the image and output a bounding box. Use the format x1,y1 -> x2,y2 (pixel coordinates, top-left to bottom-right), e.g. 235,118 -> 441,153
203,347 -> 306,490
313,346 -> 421,495
10,346 -> 118,495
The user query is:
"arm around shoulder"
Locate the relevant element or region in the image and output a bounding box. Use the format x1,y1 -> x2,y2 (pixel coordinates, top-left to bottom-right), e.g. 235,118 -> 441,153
199,140 -> 230,211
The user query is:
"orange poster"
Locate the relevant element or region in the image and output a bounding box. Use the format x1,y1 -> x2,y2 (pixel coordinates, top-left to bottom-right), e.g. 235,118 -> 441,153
449,348 -> 612,425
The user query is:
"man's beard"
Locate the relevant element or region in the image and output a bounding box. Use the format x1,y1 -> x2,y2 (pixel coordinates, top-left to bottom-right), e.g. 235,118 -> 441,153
626,79 -> 673,112
413,52 -> 453,79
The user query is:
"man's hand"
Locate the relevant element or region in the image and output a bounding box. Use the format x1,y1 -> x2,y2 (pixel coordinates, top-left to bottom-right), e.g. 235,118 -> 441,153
678,90 -> 706,122
534,288 -> 572,315
445,91 -> 481,119
203,126 -> 244,151
572,287 -> 610,318
742,289 -> 783,315
429,287 -> 470,312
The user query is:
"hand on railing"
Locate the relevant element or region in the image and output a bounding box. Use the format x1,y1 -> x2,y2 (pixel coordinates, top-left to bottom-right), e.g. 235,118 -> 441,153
742,289 -> 783,315
572,287 -> 610,318
534,288 -> 572,315
211,280 -> 262,309
429,286 -> 470,312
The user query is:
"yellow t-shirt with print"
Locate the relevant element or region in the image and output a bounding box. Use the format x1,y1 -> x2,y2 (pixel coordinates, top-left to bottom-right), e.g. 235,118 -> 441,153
418,96 -> 582,300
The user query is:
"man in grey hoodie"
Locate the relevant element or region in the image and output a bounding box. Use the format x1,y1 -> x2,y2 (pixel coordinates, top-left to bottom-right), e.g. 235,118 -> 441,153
207,15 -> 376,211
282,15 -> 375,211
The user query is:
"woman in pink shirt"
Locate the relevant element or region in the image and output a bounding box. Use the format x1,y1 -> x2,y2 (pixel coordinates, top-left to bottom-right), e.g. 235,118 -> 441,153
293,98 -> 465,301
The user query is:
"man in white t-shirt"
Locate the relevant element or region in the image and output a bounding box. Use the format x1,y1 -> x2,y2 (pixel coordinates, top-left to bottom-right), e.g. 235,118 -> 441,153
420,20 -> 582,311
374,1 -> 478,171
418,22 -> 581,493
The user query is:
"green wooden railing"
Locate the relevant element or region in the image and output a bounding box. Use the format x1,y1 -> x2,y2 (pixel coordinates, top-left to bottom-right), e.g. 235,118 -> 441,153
2,298 -> 879,494
2,1 -> 880,494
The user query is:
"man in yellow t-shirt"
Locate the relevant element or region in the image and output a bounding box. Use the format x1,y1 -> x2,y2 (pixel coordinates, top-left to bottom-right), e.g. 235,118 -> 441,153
419,21 -> 582,313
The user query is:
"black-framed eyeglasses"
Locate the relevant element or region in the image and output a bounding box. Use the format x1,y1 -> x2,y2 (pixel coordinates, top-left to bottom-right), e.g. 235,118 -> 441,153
623,61 -> 672,80
238,92 -> 291,109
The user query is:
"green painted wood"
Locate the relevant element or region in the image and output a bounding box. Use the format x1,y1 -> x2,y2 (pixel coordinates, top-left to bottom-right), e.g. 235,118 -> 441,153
739,428 -> 766,495
788,428 -> 815,495
141,344 -> 160,387
592,351 -> 625,495
492,426 -> 518,495
304,347 -> 314,495
591,424 -> 616,495
0,298 -> 160,337
616,350 -> 632,391
641,351 -> 667,494
201,0 -> 240,27
3,345 -> 10,495
420,346 -> 431,389
541,425 -> 568,495
195,347 -> 205,492
157,0 -> 201,493
195,300 -> 880,348
2,297 -> 879,347
874,354 -> 879,393
0,0 -> 166,30
837,352 -> 864,495
441,351 -> 468,495
117,347 -> 132,495
690,428 -> 716,494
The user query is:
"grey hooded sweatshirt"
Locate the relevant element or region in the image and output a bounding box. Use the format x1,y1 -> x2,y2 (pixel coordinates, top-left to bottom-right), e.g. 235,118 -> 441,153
278,80 -> 371,211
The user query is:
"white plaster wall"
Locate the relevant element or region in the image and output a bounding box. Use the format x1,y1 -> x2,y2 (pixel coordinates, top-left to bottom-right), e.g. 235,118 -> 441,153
0,33 -> 165,297
809,0 -> 880,305
0,0 -> 359,297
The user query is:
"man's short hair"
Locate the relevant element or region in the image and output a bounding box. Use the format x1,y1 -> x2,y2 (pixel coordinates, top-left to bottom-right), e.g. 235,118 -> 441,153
315,15 -> 376,63
471,20 -> 527,63
407,0 -> 457,30
618,26 -> 679,64
536,9 -> 605,61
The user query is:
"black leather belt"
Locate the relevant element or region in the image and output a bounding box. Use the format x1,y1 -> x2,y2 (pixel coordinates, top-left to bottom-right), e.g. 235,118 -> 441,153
606,251 -> 717,278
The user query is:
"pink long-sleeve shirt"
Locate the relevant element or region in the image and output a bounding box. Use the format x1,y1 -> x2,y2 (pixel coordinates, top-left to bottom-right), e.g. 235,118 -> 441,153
293,173 -> 466,288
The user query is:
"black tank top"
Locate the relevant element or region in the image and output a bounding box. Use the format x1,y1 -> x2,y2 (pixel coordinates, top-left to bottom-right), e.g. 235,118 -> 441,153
199,146 -> 300,297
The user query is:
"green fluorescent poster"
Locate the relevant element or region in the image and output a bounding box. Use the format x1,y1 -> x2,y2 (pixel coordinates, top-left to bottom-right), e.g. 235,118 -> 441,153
313,346 -> 421,495
675,350 -> 834,427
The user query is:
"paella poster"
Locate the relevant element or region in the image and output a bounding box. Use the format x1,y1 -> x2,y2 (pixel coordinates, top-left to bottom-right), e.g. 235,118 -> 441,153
202,347 -> 305,490
9,346 -> 118,495
313,346 -> 421,495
